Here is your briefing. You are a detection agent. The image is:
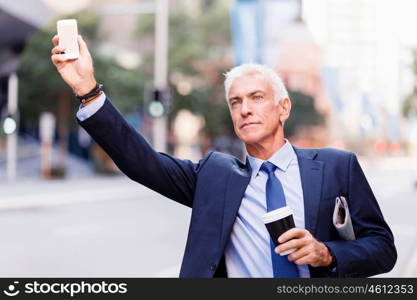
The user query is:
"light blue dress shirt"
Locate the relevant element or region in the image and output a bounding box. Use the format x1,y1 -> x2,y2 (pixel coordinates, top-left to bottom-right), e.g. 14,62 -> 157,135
76,99 -> 310,278
76,93 -> 106,121
224,141 -> 310,278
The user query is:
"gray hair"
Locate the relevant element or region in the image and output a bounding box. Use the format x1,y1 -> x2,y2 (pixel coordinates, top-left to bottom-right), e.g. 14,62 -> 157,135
224,63 -> 288,104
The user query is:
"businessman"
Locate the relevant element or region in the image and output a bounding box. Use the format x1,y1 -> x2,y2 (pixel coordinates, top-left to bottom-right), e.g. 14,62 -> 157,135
51,35 -> 396,277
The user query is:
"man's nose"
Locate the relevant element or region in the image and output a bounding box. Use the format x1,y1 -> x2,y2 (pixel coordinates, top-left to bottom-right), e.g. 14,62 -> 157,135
240,98 -> 252,116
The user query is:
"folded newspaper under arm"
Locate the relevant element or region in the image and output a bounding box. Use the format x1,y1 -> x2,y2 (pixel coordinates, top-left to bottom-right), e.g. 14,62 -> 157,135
332,196 -> 356,240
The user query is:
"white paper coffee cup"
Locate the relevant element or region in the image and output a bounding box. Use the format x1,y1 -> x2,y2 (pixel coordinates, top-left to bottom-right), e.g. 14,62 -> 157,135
262,206 -> 297,256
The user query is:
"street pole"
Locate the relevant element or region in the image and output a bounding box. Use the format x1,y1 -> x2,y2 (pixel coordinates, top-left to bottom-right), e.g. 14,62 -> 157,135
6,72 -> 18,180
153,0 -> 168,152
39,112 -> 56,180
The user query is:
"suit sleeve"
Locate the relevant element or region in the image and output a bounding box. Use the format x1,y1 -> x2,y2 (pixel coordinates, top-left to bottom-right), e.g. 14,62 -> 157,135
324,153 -> 397,277
77,97 -> 206,208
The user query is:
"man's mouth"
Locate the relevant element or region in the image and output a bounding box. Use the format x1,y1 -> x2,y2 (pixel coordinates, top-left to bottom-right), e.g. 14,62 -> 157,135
240,122 -> 260,129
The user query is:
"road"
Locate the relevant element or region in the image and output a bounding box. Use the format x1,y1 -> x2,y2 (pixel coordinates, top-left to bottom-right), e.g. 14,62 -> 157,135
0,176 -> 190,277
0,156 -> 416,277
360,157 -> 417,277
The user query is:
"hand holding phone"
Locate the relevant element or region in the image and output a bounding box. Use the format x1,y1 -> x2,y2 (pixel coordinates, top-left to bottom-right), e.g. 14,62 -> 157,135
51,20 -> 97,96
57,19 -> 79,59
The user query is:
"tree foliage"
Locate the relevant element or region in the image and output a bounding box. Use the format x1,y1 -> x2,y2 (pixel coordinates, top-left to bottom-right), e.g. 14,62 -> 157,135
285,90 -> 325,138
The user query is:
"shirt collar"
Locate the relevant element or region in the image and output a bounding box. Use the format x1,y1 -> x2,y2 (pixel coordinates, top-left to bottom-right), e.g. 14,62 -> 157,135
247,139 -> 295,180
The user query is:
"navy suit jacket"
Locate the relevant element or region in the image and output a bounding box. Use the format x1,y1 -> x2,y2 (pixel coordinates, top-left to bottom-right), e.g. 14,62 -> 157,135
78,99 -> 397,278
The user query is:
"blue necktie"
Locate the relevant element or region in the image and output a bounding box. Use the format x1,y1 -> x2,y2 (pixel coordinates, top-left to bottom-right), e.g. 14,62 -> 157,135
261,161 -> 299,278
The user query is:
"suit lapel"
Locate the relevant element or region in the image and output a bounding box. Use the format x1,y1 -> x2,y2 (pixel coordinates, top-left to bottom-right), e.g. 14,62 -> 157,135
219,159 -> 251,249
294,148 -> 324,236
218,148 -> 324,251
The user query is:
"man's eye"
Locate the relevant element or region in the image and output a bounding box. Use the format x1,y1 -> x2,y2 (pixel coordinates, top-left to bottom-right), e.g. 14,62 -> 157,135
254,95 -> 263,100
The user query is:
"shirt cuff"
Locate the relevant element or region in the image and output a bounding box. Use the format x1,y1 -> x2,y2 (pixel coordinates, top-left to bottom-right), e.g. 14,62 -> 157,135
76,93 -> 106,122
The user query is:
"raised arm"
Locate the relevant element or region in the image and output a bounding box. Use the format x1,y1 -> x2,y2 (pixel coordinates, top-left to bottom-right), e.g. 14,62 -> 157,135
51,35 -> 203,207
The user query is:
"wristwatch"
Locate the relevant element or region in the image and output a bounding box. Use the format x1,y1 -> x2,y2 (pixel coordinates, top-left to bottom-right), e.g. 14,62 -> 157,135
76,83 -> 103,104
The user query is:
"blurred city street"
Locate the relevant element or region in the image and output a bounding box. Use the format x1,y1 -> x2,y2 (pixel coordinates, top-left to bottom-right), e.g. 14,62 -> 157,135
0,156 -> 416,277
0,175 -> 191,277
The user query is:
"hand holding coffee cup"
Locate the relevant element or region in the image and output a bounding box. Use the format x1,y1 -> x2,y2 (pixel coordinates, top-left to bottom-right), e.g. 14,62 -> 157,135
261,206 -> 297,256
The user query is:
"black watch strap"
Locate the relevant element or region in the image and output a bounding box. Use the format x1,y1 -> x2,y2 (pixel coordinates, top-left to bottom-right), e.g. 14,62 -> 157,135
76,83 -> 103,103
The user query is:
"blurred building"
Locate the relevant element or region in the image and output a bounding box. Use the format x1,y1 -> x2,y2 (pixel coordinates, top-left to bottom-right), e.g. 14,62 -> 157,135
276,18 -> 330,115
303,0 -> 412,154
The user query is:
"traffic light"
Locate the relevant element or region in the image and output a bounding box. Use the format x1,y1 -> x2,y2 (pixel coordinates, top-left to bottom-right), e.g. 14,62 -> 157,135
147,88 -> 170,118
2,115 -> 17,135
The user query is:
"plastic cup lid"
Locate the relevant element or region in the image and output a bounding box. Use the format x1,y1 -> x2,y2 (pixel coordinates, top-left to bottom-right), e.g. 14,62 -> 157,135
261,206 -> 293,224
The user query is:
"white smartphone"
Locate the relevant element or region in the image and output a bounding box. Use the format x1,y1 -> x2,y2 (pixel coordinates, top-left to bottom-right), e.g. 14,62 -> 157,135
57,19 -> 79,59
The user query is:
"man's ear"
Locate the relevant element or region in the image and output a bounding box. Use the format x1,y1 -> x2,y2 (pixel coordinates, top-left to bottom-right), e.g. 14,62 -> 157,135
279,97 -> 291,124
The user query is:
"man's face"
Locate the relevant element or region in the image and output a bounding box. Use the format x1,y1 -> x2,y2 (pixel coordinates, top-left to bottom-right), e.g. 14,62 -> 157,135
228,72 -> 284,146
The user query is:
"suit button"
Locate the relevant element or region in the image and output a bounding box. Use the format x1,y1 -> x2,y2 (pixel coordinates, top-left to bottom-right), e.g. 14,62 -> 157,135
210,263 -> 217,271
